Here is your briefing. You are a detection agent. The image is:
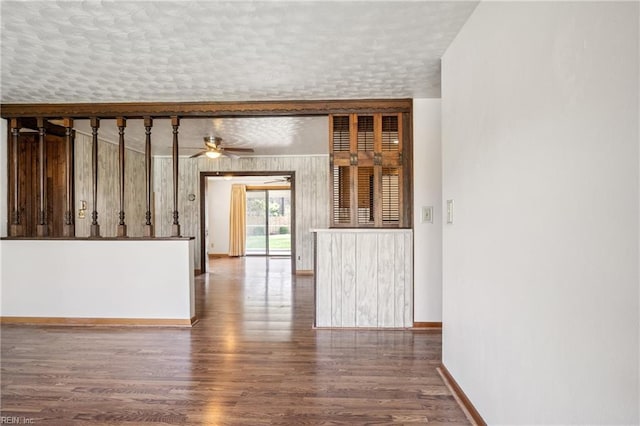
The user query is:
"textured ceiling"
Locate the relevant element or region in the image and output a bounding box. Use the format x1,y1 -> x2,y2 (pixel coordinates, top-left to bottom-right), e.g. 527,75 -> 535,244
0,1 -> 479,104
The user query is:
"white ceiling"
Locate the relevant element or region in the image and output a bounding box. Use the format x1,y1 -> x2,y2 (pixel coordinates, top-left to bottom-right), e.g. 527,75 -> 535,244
1,1 -> 479,155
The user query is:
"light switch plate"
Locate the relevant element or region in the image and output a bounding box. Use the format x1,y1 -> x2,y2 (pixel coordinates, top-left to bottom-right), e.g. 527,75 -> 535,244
421,206 -> 433,223
446,200 -> 454,224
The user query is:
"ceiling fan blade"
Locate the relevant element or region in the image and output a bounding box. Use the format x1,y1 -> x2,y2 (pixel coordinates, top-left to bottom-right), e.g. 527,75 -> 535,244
264,178 -> 290,184
223,151 -> 239,159
182,147 -> 205,150
222,147 -> 254,152
189,150 -> 207,158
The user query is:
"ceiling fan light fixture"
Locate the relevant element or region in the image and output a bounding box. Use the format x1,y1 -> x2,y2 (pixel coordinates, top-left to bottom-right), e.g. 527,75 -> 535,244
205,150 -> 222,159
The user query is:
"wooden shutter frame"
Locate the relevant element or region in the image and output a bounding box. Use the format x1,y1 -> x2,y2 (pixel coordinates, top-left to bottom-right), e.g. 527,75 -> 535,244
329,111 -> 412,228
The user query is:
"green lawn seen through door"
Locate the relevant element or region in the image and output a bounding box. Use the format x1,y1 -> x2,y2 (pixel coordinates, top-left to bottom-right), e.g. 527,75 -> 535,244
246,233 -> 291,250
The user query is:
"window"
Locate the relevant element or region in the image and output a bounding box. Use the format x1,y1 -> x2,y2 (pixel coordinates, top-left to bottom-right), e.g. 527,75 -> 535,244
329,113 -> 411,228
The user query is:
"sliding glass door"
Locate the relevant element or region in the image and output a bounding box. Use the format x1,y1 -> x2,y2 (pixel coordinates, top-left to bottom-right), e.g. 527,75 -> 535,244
246,189 -> 291,256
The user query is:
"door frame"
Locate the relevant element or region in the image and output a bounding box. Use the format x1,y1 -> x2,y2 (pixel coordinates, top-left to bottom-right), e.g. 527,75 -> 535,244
199,170 -> 296,275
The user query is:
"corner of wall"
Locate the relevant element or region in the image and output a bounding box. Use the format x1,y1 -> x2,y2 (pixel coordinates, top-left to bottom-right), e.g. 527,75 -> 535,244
637,2 -> 640,418
412,98 -> 443,323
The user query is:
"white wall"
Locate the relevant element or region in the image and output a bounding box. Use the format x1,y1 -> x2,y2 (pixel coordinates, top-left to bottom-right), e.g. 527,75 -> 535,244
1,240 -> 195,320
207,179 -> 233,254
442,2 -> 639,424
413,99 -> 442,323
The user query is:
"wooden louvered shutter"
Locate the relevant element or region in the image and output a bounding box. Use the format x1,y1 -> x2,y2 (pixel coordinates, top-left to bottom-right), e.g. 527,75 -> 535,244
329,112 -> 409,228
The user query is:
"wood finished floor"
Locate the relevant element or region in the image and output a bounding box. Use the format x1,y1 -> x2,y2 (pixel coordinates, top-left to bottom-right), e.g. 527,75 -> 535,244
1,257 -> 470,425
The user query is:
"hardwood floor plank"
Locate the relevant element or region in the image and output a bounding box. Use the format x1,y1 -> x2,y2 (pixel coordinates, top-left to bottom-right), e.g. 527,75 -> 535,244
1,257 -> 469,424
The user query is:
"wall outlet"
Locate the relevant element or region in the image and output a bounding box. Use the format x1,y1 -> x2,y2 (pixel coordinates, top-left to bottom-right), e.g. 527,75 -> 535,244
421,206 -> 433,223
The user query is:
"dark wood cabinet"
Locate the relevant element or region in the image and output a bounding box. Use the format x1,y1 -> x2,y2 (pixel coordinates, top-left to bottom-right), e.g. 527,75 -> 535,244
8,132 -> 69,237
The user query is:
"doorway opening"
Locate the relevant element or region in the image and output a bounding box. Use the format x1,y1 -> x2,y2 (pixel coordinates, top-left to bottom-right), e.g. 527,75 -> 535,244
200,171 -> 296,274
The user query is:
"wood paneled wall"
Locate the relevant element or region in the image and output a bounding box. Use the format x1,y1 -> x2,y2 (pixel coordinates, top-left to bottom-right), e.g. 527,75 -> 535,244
153,155 -> 330,271
74,132 -> 146,237
315,230 -> 413,328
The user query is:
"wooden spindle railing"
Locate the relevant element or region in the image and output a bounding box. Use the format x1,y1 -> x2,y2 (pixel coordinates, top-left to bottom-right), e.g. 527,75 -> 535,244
171,116 -> 181,237
36,118 -> 48,237
5,115 -> 197,239
90,117 -> 101,238
116,117 -> 127,237
9,119 -> 22,237
63,118 -> 75,237
144,116 -> 154,237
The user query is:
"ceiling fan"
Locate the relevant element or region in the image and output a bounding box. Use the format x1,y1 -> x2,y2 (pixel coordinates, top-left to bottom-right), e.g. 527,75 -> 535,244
186,136 -> 254,159
264,176 -> 292,184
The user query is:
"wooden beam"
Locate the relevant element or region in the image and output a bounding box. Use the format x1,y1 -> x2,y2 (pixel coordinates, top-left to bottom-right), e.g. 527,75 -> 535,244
0,99 -> 413,119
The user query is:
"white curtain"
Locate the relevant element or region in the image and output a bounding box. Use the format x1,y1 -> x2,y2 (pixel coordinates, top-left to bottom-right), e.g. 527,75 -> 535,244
228,184 -> 246,257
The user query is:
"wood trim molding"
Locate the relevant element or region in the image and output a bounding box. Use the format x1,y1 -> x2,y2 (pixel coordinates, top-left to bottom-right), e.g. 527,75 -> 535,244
438,364 -> 487,426
413,321 -> 442,329
0,99 -> 413,119
208,253 -> 230,258
1,316 -> 197,327
1,236 -> 194,241
245,185 -> 290,191
199,170 -> 298,276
